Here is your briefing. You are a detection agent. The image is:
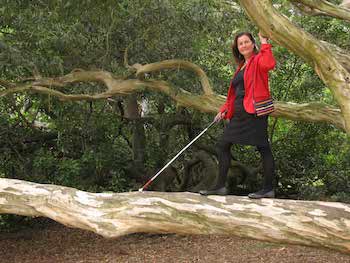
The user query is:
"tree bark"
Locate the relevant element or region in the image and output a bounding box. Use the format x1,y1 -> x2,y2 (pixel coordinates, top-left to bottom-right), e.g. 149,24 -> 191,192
0,178 -> 349,254
341,0 -> 350,9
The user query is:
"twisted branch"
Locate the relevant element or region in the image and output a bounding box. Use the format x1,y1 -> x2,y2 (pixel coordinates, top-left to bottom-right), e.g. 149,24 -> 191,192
136,59 -> 214,95
290,0 -> 350,21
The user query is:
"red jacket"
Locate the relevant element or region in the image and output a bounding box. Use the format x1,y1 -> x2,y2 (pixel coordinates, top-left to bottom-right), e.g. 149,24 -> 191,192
220,44 -> 276,119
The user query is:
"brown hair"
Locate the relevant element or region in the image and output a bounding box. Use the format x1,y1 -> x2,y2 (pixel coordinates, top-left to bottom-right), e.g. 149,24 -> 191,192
231,32 -> 258,65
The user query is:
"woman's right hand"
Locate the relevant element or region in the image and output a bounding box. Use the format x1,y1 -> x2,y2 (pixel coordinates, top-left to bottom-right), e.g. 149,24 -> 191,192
214,111 -> 225,122
258,31 -> 269,44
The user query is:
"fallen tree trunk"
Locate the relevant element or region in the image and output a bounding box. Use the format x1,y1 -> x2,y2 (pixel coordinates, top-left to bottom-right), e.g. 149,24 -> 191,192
0,178 -> 349,254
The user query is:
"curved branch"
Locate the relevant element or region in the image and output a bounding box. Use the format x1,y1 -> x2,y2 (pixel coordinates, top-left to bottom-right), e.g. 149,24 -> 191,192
321,41 -> 350,73
0,70 -> 346,131
274,101 -> 345,130
290,0 -> 350,22
136,59 -> 214,95
0,178 -> 350,254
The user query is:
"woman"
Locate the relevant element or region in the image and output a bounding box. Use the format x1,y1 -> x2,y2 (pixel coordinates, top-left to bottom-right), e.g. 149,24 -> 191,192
200,32 -> 276,199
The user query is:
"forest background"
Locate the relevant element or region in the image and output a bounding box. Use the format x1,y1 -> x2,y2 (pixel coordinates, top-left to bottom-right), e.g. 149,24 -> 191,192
0,0 -> 349,230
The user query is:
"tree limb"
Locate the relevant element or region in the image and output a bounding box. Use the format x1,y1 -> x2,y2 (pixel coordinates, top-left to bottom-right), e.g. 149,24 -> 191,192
136,59 -> 214,95
274,101 -> 344,130
0,178 -> 349,254
321,41 -> 350,73
290,0 -> 350,22
0,69 -> 346,131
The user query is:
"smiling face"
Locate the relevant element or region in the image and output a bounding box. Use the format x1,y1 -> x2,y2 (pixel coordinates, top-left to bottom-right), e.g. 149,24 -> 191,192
237,35 -> 255,60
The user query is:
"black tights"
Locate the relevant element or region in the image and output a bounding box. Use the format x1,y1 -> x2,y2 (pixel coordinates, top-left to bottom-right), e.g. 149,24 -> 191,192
215,140 -> 275,190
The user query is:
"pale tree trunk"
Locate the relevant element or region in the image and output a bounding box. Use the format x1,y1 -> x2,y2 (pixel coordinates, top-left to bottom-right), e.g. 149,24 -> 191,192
0,178 -> 349,254
341,0 -> 350,9
238,0 -> 350,133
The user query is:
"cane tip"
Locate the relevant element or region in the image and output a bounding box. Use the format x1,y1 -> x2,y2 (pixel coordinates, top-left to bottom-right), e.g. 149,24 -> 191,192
138,188 -> 143,192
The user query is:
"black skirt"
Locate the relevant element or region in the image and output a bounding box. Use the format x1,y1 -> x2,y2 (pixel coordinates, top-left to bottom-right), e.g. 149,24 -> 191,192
220,69 -> 269,146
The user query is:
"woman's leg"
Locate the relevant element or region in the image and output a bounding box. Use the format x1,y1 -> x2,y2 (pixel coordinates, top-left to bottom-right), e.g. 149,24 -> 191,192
248,144 -> 275,198
215,139 -> 233,188
256,144 -> 275,191
199,139 -> 231,195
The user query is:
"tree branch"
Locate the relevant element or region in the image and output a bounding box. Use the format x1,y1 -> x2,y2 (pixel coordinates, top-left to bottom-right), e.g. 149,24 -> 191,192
136,59 -> 214,95
321,41 -> 350,73
290,0 -> 350,22
274,101 -> 345,130
0,69 -> 346,131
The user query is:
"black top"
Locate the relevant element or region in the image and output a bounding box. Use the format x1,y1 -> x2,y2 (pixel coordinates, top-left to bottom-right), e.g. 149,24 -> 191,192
232,68 -> 246,116
232,68 -> 245,98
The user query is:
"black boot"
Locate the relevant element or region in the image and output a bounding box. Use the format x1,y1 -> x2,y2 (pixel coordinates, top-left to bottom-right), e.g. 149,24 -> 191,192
248,189 -> 275,199
199,186 -> 228,196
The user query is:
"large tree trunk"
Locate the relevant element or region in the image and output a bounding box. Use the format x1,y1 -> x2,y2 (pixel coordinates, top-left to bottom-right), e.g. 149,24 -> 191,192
0,178 -> 349,254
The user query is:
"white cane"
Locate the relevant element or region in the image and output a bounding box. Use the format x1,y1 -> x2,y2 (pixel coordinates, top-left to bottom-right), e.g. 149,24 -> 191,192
138,119 -> 217,192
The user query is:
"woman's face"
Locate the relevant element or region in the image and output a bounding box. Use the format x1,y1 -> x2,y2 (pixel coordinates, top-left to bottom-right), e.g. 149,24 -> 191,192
237,35 -> 254,59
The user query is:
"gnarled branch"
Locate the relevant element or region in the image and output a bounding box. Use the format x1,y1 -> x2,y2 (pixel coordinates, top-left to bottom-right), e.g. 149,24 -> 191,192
136,59 -> 214,95
0,68 -> 346,131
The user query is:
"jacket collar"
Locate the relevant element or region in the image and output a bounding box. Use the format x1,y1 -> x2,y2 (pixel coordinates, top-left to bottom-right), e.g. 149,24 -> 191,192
238,53 -> 257,71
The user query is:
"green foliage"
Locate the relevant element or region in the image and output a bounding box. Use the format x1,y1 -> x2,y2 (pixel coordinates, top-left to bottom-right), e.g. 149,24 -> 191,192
0,214 -> 35,232
272,120 -> 350,202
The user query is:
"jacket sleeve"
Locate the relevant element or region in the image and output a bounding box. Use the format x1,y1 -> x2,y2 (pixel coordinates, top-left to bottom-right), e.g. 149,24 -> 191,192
257,43 -> 276,71
219,82 -> 233,113
219,102 -> 228,113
